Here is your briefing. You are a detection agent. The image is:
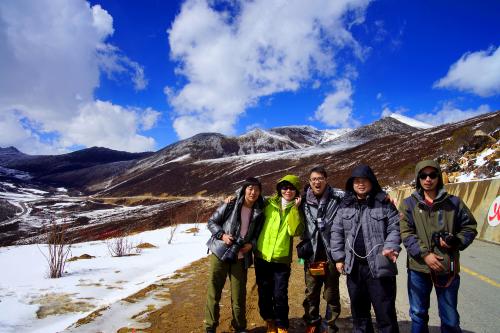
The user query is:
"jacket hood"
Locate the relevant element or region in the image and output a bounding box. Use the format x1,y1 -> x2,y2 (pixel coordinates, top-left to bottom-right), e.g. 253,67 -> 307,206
414,159 -> 444,191
275,174 -> 301,196
345,164 -> 382,195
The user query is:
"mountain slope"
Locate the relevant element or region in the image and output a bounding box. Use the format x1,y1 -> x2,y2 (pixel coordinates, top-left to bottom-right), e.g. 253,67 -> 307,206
99,111 -> 499,197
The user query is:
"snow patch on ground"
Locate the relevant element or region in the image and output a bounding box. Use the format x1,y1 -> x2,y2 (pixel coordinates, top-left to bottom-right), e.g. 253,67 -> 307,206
0,224 -> 211,333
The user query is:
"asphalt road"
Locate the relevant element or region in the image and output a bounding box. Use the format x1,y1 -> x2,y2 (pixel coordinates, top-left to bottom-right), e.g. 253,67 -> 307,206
395,239 -> 500,333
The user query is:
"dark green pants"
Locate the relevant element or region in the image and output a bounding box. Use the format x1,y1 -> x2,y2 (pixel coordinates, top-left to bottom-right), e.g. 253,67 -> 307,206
205,254 -> 247,331
303,261 -> 341,332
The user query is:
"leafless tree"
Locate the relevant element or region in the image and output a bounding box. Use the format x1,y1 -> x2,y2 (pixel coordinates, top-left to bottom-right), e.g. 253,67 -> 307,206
39,219 -> 72,278
191,200 -> 205,236
106,233 -> 140,257
167,208 -> 178,244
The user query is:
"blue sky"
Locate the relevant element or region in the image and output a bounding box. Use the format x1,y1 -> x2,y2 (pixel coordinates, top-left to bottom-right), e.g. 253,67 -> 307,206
0,0 -> 499,154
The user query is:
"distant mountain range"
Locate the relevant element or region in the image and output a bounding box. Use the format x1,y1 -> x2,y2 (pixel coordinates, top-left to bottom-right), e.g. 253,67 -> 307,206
1,112 -> 498,195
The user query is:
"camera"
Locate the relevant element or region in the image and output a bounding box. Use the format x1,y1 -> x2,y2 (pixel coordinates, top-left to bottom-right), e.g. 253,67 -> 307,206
220,237 -> 246,262
432,231 -> 459,250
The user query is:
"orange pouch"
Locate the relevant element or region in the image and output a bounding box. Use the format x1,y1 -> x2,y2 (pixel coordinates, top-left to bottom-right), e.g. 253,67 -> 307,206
308,262 -> 327,276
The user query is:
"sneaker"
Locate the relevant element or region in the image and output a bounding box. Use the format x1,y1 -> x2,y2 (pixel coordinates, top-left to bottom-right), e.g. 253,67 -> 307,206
266,319 -> 277,333
277,328 -> 288,333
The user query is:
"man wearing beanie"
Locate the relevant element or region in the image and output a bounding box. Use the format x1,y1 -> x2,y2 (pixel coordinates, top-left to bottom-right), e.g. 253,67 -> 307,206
399,160 -> 477,333
205,177 -> 265,333
254,174 -> 304,333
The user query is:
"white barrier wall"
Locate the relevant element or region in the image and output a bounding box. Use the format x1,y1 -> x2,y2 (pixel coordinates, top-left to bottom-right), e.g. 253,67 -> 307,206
390,179 -> 500,244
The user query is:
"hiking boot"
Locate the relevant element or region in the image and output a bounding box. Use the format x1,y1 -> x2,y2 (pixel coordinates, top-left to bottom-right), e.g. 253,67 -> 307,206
266,319 -> 277,333
305,324 -> 319,333
277,328 -> 288,333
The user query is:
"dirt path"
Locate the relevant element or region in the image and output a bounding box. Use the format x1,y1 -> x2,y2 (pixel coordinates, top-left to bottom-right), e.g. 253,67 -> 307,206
135,251 -> 353,333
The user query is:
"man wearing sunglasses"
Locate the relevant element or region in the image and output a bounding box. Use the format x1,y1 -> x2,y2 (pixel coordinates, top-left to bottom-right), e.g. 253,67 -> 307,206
399,160 -> 477,333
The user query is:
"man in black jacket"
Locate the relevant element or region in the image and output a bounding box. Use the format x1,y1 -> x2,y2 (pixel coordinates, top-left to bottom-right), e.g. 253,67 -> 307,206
205,177 -> 265,333
299,166 -> 344,333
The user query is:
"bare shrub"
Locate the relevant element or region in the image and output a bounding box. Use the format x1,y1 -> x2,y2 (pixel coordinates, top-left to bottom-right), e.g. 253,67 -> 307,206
39,219 -> 72,279
106,235 -> 140,257
166,208 -> 178,244
190,200 -> 205,236
168,222 -> 178,244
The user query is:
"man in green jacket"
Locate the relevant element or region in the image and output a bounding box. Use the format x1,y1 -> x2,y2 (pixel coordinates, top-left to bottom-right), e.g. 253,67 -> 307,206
254,174 -> 304,333
399,160 -> 477,333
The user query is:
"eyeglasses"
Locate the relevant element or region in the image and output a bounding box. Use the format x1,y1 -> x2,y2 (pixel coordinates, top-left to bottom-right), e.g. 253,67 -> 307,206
419,172 -> 438,180
310,177 -> 326,183
280,186 -> 296,192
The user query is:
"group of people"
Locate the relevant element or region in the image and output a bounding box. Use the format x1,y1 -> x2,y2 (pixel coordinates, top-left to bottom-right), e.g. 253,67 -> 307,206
204,160 -> 478,333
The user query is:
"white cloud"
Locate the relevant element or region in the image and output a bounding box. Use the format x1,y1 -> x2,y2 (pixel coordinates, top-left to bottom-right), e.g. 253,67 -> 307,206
434,46 -> 500,97
0,111 -> 64,154
313,79 -> 359,128
0,0 -> 154,153
60,101 -> 156,152
414,102 -> 491,126
381,106 -> 408,118
167,0 -> 371,138
97,43 -> 148,91
376,92 -> 383,100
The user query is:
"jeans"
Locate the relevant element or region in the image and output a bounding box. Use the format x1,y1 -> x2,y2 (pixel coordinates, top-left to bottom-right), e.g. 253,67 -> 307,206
255,256 -> 291,329
407,270 -> 461,333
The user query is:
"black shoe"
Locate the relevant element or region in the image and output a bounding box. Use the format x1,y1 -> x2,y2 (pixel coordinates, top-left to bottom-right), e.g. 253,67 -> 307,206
206,329 -> 215,333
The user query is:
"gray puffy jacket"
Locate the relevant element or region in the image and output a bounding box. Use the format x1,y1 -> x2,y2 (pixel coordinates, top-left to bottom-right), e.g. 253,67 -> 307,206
206,187 -> 264,268
330,191 -> 401,278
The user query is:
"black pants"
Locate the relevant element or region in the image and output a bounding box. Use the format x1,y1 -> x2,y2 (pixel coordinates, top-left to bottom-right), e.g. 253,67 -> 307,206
255,257 -> 291,329
347,260 -> 399,333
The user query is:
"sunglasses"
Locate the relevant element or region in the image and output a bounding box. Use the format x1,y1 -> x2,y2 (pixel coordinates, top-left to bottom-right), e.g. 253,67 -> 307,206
419,172 -> 438,180
280,185 -> 296,191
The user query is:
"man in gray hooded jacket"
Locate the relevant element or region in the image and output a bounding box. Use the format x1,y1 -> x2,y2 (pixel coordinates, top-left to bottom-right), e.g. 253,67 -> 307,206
331,164 -> 401,333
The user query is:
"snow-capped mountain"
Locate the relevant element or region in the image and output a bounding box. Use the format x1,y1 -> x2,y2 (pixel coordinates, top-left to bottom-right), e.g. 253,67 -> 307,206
322,116 -> 420,148
100,111 -> 499,197
389,113 -> 433,129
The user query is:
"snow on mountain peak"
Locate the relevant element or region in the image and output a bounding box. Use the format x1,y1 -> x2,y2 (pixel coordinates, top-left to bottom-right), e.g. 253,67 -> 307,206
389,113 -> 433,129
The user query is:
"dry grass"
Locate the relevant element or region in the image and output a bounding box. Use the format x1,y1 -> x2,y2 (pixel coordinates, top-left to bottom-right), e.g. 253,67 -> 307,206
30,293 -> 94,319
67,253 -> 95,262
136,242 -> 157,249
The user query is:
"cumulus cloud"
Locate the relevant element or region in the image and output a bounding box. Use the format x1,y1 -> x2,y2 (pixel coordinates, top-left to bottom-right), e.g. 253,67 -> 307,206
313,80 -> 359,128
59,101 -> 157,152
414,102 -> 491,126
434,46 -> 500,97
0,0 -> 155,153
167,0 -> 371,138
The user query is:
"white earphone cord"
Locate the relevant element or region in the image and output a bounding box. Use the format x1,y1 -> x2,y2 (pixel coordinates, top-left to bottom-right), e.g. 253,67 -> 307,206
346,238 -> 383,259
